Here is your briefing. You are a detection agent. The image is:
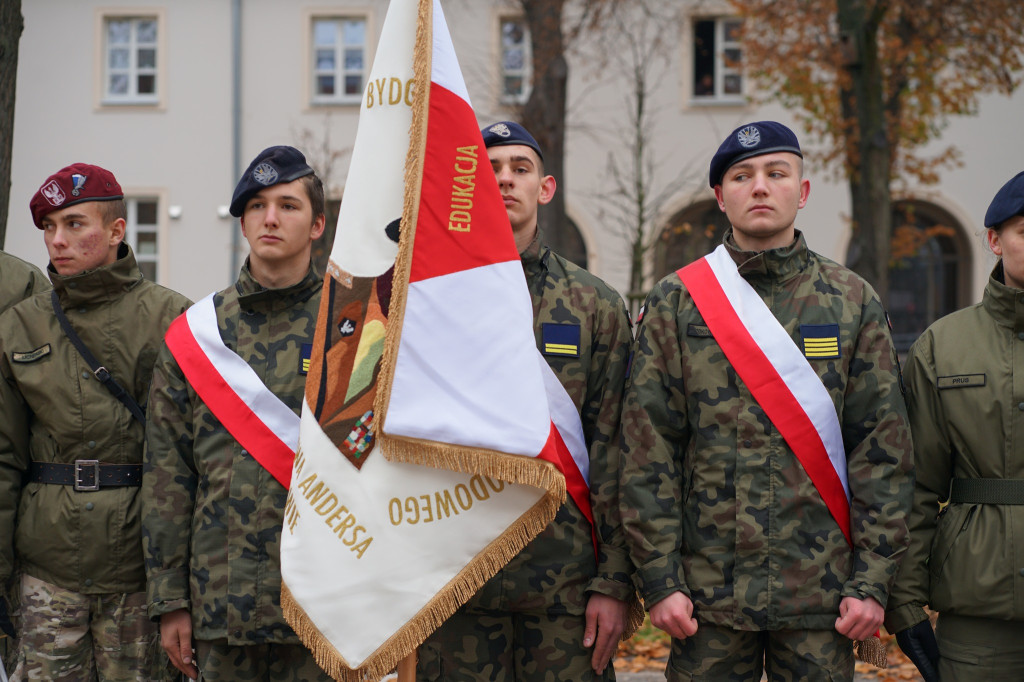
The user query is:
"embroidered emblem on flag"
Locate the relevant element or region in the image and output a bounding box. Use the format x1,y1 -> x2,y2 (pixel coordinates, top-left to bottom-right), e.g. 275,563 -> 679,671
801,323 -> 841,359
342,410 -> 375,460
542,323 -> 580,357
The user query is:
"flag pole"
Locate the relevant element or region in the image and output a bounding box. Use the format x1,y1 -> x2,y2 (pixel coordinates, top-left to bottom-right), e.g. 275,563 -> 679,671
396,652 -> 416,682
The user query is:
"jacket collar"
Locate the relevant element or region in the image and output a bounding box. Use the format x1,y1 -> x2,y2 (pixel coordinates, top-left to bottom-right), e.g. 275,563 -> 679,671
49,242 -> 142,307
983,261 -> 1024,329
723,229 -> 810,283
235,259 -> 322,311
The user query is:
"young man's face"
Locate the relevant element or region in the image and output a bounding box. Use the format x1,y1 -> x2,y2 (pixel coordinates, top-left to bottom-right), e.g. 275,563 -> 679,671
487,144 -> 555,236
41,201 -> 124,276
714,152 -> 809,251
240,178 -> 325,274
988,215 -> 1024,289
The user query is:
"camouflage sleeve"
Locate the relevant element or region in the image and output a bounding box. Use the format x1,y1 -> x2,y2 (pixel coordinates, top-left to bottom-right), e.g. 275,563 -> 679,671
142,342 -> 198,619
0,347 -> 30,586
584,290 -> 635,601
618,280 -> 690,608
884,332 -> 942,633
840,296 -> 914,610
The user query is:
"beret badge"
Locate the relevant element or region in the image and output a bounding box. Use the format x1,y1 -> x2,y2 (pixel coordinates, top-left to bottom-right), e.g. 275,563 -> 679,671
737,126 -> 761,148
488,123 -> 512,138
253,163 -> 280,186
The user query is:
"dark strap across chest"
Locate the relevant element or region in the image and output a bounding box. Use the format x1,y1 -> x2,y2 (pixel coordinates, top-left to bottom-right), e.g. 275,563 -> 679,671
51,291 -> 146,425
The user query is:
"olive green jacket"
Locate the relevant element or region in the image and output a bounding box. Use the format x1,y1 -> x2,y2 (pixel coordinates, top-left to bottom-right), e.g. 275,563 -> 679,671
0,244 -> 190,593
621,232 -> 914,630
885,263 -> 1024,633
0,250 -> 49,315
143,264 -> 321,644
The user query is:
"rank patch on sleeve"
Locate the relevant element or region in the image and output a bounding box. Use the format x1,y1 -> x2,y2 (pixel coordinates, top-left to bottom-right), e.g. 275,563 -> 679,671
542,323 -> 580,357
300,343 -> 313,375
12,344 -> 51,363
800,324 -> 841,359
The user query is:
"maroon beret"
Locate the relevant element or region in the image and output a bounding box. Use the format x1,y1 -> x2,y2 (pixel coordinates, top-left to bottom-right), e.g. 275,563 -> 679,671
30,163 -> 123,228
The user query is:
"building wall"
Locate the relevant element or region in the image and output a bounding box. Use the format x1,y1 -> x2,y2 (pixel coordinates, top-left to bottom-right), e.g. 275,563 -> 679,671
7,0 -> 1022,309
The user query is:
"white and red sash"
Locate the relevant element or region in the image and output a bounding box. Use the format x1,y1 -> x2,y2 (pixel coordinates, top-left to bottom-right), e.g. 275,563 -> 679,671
678,245 -> 851,544
538,359 -> 593,530
163,294 -> 298,488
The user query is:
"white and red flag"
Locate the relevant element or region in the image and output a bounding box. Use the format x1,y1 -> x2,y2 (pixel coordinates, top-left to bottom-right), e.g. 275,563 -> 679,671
280,0 -> 581,679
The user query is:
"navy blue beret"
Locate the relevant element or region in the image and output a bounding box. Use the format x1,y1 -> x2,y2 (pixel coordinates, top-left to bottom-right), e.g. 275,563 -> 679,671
229,146 -> 315,217
984,170 -> 1024,228
709,121 -> 802,187
481,121 -> 544,161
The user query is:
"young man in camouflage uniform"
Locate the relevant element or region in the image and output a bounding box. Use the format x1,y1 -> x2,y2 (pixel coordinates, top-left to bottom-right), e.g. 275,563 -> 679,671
417,122 -> 635,681
0,163 -> 190,680
619,121 -> 913,681
0,250 -> 49,675
142,146 -> 332,681
0,250 -> 49,315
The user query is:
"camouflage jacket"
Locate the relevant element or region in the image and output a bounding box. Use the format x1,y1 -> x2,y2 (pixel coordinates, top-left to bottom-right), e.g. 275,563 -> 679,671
886,263 -> 1024,633
0,250 -> 49,315
620,231 -> 913,631
467,237 -> 634,616
0,244 -> 189,593
142,263 -> 321,644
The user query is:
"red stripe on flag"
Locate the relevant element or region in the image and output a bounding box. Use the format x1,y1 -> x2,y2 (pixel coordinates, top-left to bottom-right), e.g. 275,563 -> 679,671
410,83 -> 518,283
164,314 -> 295,489
678,258 -> 852,545
536,421 -> 596,555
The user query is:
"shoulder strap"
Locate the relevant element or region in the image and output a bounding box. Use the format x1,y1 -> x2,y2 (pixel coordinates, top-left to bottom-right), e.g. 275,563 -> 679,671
51,291 -> 146,426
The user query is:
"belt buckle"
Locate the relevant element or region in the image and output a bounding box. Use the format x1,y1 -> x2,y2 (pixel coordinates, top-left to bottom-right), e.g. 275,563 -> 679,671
74,459 -> 101,492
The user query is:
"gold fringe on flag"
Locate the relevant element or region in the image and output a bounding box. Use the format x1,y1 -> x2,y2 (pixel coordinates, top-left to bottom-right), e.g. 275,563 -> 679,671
282,483 -> 564,682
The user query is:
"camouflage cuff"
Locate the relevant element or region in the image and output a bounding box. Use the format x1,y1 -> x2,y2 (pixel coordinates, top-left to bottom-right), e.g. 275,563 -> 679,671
146,567 -> 190,619
883,602 -> 929,635
844,548 -> 898,608
635,555 -> 688,604
586,575 -> 635,603
596,544 -> 635,588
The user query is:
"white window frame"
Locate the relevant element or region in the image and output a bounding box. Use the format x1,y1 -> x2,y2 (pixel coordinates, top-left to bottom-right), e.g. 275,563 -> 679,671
690,16 -> 745,104
124,196 -> 162,283
309,15 -> 369,106
98,12 -> 164,106
498,16 -> 531,105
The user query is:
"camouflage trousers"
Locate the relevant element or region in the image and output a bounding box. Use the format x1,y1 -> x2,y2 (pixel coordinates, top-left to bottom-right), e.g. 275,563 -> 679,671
192,639 -> 332,681
665,623 -> 853,682
10,573 -> 173,682
416,605 -> 614,682
935,614 -> 1024,681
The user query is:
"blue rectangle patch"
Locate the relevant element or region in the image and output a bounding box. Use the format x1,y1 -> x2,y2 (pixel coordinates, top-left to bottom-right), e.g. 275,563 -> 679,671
301,343 -> 313,375
542,323 -> 580,358
800,323 -> 841,359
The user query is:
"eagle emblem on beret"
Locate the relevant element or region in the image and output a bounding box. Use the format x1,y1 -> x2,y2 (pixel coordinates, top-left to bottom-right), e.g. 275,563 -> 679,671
489,123 -> 512,138
41,180 -> 66,207
737,126 -> 761,148
253,163 -> 280,186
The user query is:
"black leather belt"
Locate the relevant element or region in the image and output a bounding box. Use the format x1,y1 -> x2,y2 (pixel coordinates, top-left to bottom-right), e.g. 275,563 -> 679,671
29,461 -> 142,491
950,478 -> 1024,505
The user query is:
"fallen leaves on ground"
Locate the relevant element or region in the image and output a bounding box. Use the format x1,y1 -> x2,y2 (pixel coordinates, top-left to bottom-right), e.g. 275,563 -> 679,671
614,616 -> 925,681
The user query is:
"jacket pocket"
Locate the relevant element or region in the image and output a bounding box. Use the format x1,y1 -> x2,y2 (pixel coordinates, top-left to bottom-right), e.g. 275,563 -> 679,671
928,503 -> 975,580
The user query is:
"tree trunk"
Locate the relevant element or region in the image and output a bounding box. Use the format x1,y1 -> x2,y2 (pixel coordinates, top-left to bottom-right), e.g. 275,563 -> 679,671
837,0 -> 892,303
0,0 -> 24,250
519,0 -> 573,260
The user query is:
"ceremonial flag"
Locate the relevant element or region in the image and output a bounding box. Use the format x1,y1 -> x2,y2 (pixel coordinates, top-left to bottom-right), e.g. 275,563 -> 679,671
280,0 -> 579,679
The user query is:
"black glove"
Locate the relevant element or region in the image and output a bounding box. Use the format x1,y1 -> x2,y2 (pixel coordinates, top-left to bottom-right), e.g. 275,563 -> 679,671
895,619 -> 940,682
0,597 -> 14,639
